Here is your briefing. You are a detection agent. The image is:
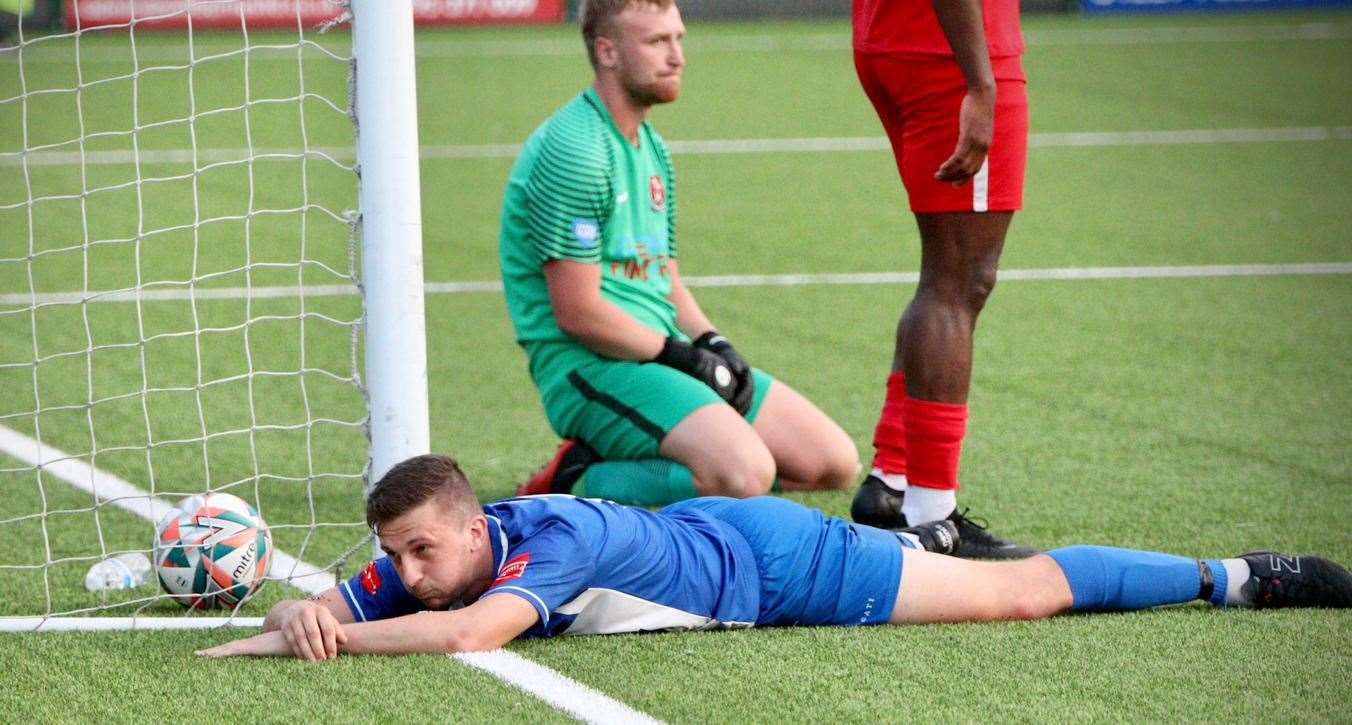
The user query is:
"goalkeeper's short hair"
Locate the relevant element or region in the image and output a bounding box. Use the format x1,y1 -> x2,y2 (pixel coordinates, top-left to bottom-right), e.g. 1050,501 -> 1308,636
580,0 -> 676,69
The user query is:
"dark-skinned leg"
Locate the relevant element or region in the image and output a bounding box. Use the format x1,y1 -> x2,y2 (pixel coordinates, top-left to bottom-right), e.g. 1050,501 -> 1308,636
854,211 -> 1036,558
900,211 -> 1011,400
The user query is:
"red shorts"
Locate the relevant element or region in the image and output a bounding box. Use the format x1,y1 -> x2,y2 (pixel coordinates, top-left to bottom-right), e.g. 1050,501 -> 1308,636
854,52 -> 1028,213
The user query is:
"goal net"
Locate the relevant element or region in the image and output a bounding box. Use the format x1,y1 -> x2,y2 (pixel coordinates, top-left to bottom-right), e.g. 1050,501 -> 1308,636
0,0 -> 428,628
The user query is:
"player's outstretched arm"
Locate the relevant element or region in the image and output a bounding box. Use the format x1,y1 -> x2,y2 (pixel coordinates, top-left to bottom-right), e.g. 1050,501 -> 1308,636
337,594 -> 539,656
260,588 -> 355,661
197,591 -> 539,659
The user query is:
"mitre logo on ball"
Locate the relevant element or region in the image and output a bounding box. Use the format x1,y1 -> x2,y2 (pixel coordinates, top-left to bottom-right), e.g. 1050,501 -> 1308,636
153,492 -> 273,609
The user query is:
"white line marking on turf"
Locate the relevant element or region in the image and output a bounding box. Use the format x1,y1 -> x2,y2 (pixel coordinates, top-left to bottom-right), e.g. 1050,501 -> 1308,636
399,21 -> 1351,57
0,616 -> 265,632
10,21 -> 1342,64
0,425 -> 662,725
0,425 -> 334,592
7,126 -> 1350,167
685,263 -> 1352,288
2,263 -> 1348,308
456,650 -> 663,725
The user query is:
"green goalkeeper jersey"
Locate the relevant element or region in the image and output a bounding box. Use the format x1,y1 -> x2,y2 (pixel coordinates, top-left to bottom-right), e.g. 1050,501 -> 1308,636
499,88 -> 680,386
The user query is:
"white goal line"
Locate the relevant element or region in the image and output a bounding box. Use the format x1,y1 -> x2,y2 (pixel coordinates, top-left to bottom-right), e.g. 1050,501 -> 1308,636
3,263 -> 1349,309
0,616 -> 266,632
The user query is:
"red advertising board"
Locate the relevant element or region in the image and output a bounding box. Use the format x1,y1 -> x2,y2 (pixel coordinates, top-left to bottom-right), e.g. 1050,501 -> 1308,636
66,0 -> 566,29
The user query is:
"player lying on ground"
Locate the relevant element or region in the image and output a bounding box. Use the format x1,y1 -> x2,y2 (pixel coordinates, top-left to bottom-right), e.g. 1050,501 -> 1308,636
197,455 -> 1352,660
500,0 -> 858,508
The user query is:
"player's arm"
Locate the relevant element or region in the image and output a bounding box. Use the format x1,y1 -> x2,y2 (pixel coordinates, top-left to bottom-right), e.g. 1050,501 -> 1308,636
338,593 -> 538,655
547,261 -> 740,411
666,261 -> 714,340
931,0 -> 996,185
198,592 -> 539,658
667,262 -> 755,415
545,259 -> 666,361
259,588 -> 355,661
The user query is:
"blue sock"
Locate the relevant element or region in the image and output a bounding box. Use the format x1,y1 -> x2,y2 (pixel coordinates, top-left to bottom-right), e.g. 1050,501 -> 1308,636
1048,546 -> 1229,611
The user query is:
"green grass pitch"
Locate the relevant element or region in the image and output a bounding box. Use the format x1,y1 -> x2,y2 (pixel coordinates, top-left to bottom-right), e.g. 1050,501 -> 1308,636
2,10 -> 1351,722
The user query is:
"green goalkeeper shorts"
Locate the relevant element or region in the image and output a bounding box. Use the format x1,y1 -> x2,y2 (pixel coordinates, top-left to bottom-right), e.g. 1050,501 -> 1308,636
538,356 -> 774,461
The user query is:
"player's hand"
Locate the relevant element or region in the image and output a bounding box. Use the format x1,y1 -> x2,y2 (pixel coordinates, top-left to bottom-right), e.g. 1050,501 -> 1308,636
654,337 -> 739,406
693,331 -> 754,416
196,630 -> 290,658
935,87 -> 995,187
278,599 -> 349,661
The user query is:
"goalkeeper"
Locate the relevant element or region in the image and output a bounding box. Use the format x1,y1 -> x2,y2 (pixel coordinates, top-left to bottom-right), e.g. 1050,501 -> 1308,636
199,454 -> 1352,660
498,0 -> 858,506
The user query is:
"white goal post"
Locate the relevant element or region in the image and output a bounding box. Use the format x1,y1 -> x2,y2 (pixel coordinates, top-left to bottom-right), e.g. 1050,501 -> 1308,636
0,0 -> 428,631
350,0 -> 429,494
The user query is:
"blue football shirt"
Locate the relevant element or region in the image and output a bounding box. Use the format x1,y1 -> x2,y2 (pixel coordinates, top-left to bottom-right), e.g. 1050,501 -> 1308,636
340,494 -> 761,637
339,495 -> 906,637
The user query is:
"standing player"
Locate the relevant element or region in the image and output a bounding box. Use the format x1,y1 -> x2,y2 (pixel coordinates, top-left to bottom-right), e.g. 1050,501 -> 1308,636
499,0 -> 858,506
849,0 -> 1036,557
198,454 -> 1352,660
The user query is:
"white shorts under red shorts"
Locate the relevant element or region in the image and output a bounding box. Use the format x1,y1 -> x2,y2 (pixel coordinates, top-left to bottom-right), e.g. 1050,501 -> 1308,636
854,52 -> 1028,214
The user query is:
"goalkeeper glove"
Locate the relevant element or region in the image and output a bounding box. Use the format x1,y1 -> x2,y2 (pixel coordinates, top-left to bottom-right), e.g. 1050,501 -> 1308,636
653,337 -> 740,409
693,331 -> 754,416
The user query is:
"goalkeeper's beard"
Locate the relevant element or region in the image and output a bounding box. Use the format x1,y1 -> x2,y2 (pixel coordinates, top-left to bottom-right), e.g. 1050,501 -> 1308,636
622,73 -> 681,107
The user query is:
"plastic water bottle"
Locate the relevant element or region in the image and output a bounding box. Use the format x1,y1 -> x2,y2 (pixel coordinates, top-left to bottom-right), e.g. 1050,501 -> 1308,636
84,552 -> 153,592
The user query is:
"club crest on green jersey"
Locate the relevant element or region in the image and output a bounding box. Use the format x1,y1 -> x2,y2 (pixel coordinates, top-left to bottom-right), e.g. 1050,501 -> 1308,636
649,175 -> 666,212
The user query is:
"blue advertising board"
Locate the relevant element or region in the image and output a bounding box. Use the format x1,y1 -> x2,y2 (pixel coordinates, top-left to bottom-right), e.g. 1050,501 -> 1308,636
1082,0 -> 1352,13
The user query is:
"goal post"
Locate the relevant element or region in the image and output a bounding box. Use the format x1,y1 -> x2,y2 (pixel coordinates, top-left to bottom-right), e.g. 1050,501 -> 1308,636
0,0 -> 428,630
351,0 -> 430,495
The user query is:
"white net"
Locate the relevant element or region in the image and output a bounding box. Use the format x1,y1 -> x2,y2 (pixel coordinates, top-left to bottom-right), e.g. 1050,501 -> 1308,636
0,1 -> 375,621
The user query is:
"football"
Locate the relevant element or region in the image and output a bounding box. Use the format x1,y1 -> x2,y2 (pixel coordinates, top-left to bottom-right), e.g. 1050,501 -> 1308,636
153,492 -> 273,609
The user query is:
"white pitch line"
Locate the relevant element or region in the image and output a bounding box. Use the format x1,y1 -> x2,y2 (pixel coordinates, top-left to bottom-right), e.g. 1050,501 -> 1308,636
7,125 -> 1351,167
5,21 -> 1344,64
2,263 -> 1349,308
0,425 -> 662,724
0,424 -> 335,592
402,21 -> 1352,56
0,616 -> 265,632
456,650 -> 663,725
406,21 -> 1352,56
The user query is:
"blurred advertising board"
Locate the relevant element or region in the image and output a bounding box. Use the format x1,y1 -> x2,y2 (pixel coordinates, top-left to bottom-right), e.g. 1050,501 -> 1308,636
66,0 -> 566,29
1081,0 -> 1352,12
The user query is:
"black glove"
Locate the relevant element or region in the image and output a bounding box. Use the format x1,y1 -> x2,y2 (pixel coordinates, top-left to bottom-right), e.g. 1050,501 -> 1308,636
693,331 -> 754,416
653,337 -> 740,408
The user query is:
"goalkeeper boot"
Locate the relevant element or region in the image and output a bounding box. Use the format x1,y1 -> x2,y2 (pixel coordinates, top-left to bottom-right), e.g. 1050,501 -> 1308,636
516,439 -> 600,496
1238,552 -> 1352,609
850,475 -> 906,528
892,519 -> 960,555
948,508 -> 1040,560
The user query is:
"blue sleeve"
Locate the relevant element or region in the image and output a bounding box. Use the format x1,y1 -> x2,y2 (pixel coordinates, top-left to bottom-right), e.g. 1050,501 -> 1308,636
481,520 -> 596,635
339,556 -> 423,622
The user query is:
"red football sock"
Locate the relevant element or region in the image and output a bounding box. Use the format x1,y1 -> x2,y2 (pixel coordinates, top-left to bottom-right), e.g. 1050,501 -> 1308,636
903,397 -> 968,491
870,371 -> 907,476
